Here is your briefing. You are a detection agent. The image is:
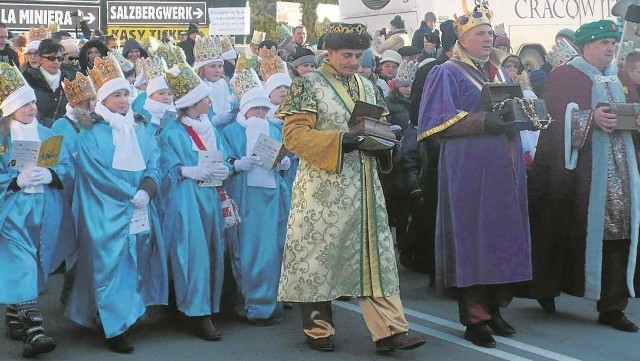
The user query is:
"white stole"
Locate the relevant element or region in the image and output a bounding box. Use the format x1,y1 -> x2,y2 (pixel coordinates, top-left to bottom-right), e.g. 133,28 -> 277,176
236,113 -> 275,188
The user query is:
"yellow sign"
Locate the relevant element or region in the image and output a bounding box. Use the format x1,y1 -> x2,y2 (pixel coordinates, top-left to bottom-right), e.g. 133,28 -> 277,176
107,26 -> 209,42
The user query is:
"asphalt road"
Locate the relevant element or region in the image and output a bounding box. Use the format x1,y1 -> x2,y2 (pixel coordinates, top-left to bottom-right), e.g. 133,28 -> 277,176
1,267 -> 639,361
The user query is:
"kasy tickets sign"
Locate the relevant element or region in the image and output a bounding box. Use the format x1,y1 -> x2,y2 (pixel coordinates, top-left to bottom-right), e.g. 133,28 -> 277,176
107,25 -> 209,41
208,7 -> 250,35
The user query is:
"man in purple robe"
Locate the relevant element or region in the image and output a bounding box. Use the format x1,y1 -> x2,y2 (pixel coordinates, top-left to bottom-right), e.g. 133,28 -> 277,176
417,5 -> 532,348
524,20 -> 639,333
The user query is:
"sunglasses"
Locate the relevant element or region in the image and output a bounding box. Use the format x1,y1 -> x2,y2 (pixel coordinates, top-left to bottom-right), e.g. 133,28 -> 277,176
42,55 -> 64,62
66,56 -> 79,61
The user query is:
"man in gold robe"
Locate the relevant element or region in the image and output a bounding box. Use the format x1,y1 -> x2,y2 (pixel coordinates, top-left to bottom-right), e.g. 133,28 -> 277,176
276,22 -> 425,354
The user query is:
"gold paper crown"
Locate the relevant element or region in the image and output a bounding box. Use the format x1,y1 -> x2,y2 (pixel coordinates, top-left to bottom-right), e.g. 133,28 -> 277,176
545,38 -> 579,69
258,45 -> 277,59
29,26 -> 51,42
395,60 -> 419,84
454,5 -> 492,36
236,50 -> 261,74
0,63 -> 29,106
260,55 -> 288,81
62,73 -> 96,106
140,37 -> 160,57
110,50 -> 135,74
194,36 -> 223,63
165,63 -> 202,99
273,24 -> 292,44
315,18 -> 331,38
88,55 -> 125,91
328,22 -> 367,35
494,23 -> 507,37
229,68 -> 262,101
48,22 -> 60,34
220,35 -> 234,53
156,44 -> 187,68
251,31 -> 266,45
138,56 -> 168,82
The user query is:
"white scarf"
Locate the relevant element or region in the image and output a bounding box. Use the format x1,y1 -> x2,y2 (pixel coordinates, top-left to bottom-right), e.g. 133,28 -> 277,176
266,104 -> 283,124
181,114 -> 218,151
206,79 -> 231,115
65,103 -> 78,123
144,97 -> 176,126
10,119 -> 40,141
236,113 -> 275,188
94,101 -> 146,171
39,68 -> 61,92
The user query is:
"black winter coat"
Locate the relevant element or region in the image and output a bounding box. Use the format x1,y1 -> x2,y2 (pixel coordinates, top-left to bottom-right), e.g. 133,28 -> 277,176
23,68 -> 70,128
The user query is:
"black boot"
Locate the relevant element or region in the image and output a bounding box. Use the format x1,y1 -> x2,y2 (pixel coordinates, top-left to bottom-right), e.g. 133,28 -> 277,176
598,311 -> 639,332
5,305 -> 25,341
21,310 -> 56,358
464,323 -> 496,348
486,311 -> 516,336
106,333 -> 134,353
536,298 -> 556,314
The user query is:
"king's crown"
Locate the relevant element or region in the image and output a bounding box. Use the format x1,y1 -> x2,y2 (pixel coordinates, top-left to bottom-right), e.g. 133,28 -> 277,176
88,55 -> 125,91
165,63 -> 202,99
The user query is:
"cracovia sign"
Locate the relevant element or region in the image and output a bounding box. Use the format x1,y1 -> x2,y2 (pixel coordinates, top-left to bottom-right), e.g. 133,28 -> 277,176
512,0 -> 615,20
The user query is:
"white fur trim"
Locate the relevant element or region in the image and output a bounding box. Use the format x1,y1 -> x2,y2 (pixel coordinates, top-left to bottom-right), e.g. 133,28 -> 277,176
239,87 -> 272,116
146,76 -> 169,96
0,86 -> 36,117
97,77 -> 132,102
264,73 -> 292,95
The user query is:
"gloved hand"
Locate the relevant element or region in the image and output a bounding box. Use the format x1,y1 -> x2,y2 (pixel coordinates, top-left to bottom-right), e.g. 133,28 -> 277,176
131,190 -> 150,209
276,156 -> 291,171
17,168 -> 33,189
213,163 -> 230,181
234,155 -> 262,172
181,166 -> 216,181
484,110 -> 511,135
342,133 -> 364,153
29,167 -> 53,186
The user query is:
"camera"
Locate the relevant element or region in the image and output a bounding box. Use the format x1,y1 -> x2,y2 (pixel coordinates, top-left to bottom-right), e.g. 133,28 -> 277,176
70,10 -> 82,17
379,27 -> 387,37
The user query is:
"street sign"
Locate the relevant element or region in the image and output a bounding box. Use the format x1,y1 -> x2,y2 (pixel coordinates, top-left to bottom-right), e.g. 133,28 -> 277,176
107,1 -> 207,25
0,3 -> 100,31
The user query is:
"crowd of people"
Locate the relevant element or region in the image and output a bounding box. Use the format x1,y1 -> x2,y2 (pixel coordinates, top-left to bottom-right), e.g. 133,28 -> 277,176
0,2 -> 639,359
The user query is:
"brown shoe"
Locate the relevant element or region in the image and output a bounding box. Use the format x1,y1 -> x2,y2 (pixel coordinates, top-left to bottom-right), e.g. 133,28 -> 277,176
306,336 -> 335,352
375,333 -> 425,354
190,316 -> 222,341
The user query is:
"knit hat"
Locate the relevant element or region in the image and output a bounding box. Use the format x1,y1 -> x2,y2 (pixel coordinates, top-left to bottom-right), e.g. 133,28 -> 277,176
440,20 -> 457,51
575,20 -> 621,48
291,47 -> 317,69
390,15 -> 405,29
0,63 -> 36,117
380,50 -> 401,65
359,48 -> 376,70
424,12 -> 437,22
494,35 -> 510,49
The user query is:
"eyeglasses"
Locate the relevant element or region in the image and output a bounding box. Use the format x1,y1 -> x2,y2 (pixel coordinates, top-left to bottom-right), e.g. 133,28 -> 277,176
42,55 -> 64,62
66,56 -> 79,61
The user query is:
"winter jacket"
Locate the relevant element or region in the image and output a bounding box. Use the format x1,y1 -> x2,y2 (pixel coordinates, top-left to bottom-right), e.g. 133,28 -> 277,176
23,68 -> 70,128
177,37 -> 195,66
0,44 -> 19,67
385,91 -> 412,132
374,30 -> 411,54
411,22 -> 433,49
79,39 -> 109,74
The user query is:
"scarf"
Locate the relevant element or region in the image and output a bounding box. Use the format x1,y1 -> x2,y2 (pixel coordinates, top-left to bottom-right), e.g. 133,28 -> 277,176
206,79 -> 231,115
236,112 -> 275,188
39,68 -> 61,92
266,104 -> 283,124
144,97 -> 176,126
94,101 -> 146,171
181,114 -> 217,151
10,119 -> 39,142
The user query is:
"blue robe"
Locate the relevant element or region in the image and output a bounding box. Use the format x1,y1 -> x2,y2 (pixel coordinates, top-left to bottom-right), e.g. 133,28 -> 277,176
220,121 -> 290,321
65,118 -> 168,338
157,119 -> 228,316
417,57 -> 532,288
132,91 -> 150,121
0,124 -> 75,304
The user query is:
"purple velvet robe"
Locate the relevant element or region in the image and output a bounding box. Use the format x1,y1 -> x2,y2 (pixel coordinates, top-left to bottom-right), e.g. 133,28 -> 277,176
418,60 -> 533,288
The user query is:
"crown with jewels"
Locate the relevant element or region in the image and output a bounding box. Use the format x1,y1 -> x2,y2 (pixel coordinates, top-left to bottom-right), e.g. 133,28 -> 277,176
260,55 -> 288,81
137,56 -> 168,83
229,68 -> 262,101
328,22 -> 368,35
155,44 -> 187,68
194,36 -> 223,63
273,23 -> 292,44
395,60 -> 419,84
220,35 -> 234,53
109,50 -> 135,74
88,54 -> 125,91
251,31 -> 266,45
165,63 -> 202,99
236,50 -> 261,74
454,3 -> 492,36
545,38 -> 579,69
62,73 -> 96,106
0,63 -> 29,106
140,37 -> 160,57
29,25 -> 51,42
258,44 -> 277,59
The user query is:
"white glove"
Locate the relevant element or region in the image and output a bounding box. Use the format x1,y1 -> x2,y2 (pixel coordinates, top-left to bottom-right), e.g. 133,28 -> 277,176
181,166 -> 216,181
131,190 -> 150,209
276,156 -> 291,171
17,168 -> 33,189
29,167 -> 53,186
213,163 -> 230,181
233,155 -> 262,172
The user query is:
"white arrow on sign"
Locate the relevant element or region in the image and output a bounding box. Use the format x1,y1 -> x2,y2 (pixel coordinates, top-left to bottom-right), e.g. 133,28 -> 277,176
193,7 -> 204,19
85,12 -> 95,24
